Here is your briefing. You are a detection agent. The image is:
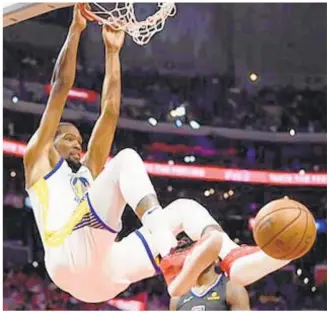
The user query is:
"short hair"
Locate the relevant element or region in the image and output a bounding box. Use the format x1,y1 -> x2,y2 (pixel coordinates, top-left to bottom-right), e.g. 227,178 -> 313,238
173,235 -> 196,253
173,234 -> 220,275
55,122 -> 76,139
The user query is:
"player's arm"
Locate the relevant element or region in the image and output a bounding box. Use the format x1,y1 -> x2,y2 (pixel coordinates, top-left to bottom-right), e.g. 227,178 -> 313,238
169,297 -> 180,311
82,26 -> 125,178
24,5 -> 86,166
168,230 -> 223,297
226,280 -> 250,310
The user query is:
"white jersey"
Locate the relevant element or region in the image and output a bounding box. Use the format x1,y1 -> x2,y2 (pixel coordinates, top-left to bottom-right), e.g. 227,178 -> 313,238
26,157 -> 160,302
27,157 -> 94,247
26,158 -> 124,301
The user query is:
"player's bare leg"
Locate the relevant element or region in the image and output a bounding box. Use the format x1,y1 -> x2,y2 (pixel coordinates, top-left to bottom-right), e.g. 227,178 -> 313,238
220,245 -> 291,286
155,199 -> 291,296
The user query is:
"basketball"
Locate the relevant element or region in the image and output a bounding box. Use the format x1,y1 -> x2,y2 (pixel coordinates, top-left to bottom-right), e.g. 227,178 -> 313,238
253,198 -> 317,260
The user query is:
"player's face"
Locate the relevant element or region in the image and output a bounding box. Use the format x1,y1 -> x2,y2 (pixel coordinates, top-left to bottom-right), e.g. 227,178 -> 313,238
55,125 -> 83,163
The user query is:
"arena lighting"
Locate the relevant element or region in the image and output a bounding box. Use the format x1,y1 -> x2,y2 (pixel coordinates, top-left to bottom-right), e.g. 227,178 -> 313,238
249,72 -> 258,82
168,160 -> 174,165
10,171 -> 16,178
170,105 -> 186,118
175,119 -> 183,128
297,268 -> 302,276
189,120 -> 200,129
223,192 -> 229,199
147,117 -> 157,126
3,139 -> 327,186
228,189 -> 234,196
289,129 -> 296,136
209,188 -> 215,195
204,190 -> 210,197
167,185 -> 173,192
184,156 -> 190,163
32,261 -> 38,268
234,238 -> 240,243
311,287 -> 316,292
12,96 -> 18,103
184,156 -> 196,163
176,106 -> 186,117
304,277 -> 309,284
299,169 -> 306,175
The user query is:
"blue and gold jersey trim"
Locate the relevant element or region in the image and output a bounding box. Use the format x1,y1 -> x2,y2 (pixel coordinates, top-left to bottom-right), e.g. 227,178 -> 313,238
190,274 -> 224,298
135,230 -> 161,274
44,157 -> 64,180
32,178 -> 90,247
31,158 -> 118,248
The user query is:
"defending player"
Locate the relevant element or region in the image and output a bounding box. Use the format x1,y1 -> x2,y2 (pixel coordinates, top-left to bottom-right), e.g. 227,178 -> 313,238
24,5 -> 177,302
118,198 -> 291,298
169,237 -> 250,311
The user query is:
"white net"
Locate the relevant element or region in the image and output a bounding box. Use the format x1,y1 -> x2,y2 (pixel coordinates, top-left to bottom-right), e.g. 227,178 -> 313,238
82,3 -> 176,45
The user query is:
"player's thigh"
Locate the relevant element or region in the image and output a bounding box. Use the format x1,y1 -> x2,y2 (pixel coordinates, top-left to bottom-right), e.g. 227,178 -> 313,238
86,161 -> 126,232
109,228 -> 160,284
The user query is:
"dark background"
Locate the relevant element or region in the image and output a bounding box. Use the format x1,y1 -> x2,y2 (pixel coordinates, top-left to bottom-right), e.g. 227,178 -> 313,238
3,3 -> 327,310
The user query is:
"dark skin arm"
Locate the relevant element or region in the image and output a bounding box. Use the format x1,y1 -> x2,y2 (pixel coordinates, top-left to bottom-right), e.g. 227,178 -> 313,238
24,5 -> 86,169
168,229 -> 223,297
226,280 -> 250,310
169,297 -> 180,311
82,26 -> 125,178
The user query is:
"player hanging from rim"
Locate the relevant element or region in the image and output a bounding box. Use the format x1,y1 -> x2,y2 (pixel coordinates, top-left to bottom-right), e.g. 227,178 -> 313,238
23,5 -> 292,303
24,5 -> 178,302
168,236 -> 250,311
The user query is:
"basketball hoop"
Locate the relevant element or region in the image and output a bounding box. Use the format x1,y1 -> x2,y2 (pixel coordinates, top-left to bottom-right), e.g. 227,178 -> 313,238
78,3 -> 176,46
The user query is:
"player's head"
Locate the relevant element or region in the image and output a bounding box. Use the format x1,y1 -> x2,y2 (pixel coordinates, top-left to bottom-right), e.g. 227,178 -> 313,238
173,235 -> 196,254
54,122 -> 82,168
174,235 -> 219,278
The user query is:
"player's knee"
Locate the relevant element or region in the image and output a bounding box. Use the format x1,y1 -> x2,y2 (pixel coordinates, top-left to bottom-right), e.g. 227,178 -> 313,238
116,148 -> 142,163
170,198 -> 197,210
169,198 -> 205,217
172,198 -> 197,206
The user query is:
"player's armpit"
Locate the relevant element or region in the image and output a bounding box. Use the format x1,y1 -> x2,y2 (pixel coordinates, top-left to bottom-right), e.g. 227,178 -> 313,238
226,280 -> 250,310
169,297 -> 180,311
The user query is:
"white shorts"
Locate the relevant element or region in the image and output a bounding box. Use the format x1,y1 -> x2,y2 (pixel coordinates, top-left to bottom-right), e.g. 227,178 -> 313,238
46,151 -> 218,302
45,226 -> 158,302
45,149 -> 158,302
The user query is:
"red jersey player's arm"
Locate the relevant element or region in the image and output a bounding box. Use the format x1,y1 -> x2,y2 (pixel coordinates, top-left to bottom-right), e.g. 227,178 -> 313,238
82,26 -> 125,178
226,280 -> 250,310
169,297 -> 180,311
24,5 -> 86,168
